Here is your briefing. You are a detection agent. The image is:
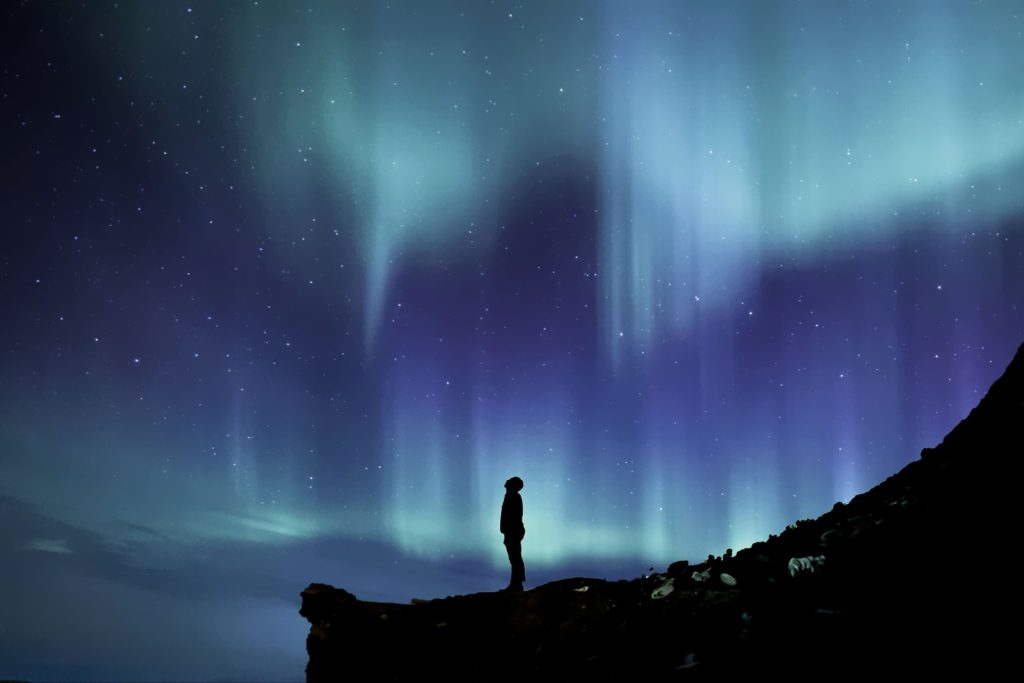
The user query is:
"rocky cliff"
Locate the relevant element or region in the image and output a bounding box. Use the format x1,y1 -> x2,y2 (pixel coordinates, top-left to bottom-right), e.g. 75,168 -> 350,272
301,343 -> 1022,681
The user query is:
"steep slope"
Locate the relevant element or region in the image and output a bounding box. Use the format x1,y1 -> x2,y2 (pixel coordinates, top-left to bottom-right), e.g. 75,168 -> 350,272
301,343 -> 1022,681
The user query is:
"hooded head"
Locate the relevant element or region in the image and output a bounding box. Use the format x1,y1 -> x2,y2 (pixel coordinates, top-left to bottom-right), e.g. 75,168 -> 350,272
504,476 -> 524,492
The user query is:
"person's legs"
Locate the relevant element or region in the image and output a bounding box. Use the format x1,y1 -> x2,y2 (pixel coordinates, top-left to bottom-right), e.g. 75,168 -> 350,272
503,534 -> 525,590
513,540 -> 525,584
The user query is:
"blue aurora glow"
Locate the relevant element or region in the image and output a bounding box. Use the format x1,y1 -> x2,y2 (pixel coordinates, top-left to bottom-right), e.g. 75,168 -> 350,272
224,0 -> 1024,567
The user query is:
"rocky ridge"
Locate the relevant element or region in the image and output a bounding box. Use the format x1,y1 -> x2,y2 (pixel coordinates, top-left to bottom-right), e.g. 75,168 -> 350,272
301,342 -> 1022,680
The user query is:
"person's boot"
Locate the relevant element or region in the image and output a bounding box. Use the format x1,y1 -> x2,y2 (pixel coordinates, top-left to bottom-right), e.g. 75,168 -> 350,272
503,582 -> 524,592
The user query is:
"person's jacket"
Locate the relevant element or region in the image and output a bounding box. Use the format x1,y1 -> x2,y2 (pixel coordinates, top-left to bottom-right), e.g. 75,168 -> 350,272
500,491 -> 524,536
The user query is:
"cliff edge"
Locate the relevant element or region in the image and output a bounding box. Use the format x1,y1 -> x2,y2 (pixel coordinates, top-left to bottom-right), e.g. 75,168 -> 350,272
301,343 -> 1022,680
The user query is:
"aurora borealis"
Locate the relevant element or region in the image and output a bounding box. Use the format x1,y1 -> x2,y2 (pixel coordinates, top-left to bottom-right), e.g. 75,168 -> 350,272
2,1 -> 1023,680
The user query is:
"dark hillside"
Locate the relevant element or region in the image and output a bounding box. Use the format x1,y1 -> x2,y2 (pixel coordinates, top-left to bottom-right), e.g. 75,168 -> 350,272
300,343 -> 1023,680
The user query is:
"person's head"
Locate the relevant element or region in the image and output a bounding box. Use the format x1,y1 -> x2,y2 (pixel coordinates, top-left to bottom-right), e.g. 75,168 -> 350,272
505,476 -> 524,492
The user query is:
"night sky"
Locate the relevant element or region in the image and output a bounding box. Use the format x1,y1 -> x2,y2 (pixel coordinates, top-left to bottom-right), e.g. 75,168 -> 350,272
2,1 -> 1023,681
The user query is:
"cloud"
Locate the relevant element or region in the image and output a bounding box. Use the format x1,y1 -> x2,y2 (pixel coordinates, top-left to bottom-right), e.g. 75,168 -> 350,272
26,537 -> 73,554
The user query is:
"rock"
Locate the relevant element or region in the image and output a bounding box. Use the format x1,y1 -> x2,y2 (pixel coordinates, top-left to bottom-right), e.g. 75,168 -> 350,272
676,652 -> 699,670
787,555 -> 826,577
651,577 -> 675,599
667,559 -> 690,575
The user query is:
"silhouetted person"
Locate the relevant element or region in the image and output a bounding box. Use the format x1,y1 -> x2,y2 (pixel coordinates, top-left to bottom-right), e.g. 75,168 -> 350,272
500,476 -> 526,591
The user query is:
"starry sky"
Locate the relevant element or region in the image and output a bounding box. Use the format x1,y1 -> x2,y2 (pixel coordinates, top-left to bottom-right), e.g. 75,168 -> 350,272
2,1 -> 1023,681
